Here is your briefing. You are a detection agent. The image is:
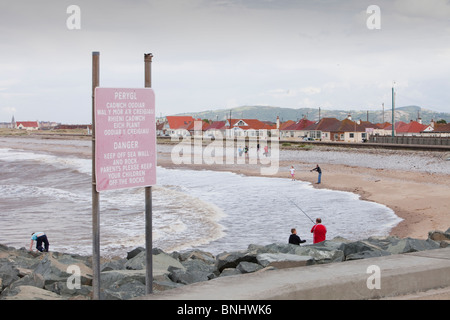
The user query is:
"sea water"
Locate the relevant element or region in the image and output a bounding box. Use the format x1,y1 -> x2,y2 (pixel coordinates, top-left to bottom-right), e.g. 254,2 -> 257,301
0,146 -> 402,257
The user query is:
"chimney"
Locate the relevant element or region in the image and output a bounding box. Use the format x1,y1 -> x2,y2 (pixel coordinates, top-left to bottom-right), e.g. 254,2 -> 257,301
430,119 -> 435,128
347,114 -> 352,121
276,116 -> 280,129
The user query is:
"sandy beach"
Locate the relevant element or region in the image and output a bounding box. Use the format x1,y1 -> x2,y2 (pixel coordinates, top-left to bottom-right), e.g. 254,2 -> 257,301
1,134 -> 449,240
156,141 -> 450,240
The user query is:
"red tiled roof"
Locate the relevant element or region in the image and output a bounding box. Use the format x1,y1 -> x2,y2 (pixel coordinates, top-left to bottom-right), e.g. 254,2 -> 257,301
433,123 -> 450,132
335,119 -> 376,132
302,118 -> 377,132
374,122 -> 391,129
228,119 -> 273,130
182,120 -> 210,131
166,116 -> 195,129
16,121 -> 39,128
205,121 -> 226,130
284,118 -> 315,130
384,121 -> 407,131
279,120 -> 295,130
396,121 -> 428,133
305,118 -> 341,131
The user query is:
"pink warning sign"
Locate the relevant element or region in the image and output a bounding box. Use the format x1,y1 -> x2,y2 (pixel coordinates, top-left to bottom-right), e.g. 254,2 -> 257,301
94,88 -> 156,192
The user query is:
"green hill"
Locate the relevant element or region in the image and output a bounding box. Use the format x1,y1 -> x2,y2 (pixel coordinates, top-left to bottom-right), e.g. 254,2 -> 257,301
175,105 -> 450,124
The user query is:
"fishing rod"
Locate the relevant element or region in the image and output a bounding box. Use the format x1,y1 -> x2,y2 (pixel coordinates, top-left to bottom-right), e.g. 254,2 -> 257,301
286,197 -> 315,224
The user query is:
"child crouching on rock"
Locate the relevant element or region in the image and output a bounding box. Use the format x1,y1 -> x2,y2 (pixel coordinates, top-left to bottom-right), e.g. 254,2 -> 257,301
29,232 -> 50,252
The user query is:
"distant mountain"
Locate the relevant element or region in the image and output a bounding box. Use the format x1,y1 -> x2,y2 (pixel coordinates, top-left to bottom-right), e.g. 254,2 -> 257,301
175,105 -> 450,124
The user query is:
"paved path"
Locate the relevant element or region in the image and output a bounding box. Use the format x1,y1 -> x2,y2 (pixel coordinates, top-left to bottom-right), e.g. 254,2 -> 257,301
137,248 -> 450,300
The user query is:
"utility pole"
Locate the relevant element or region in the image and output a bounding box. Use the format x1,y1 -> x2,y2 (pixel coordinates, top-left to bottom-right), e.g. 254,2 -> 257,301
392,84 -> 395,137
229,110 -> 232,138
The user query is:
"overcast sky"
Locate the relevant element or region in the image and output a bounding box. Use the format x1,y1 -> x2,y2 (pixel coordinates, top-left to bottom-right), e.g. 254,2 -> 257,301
1,0 -> 450,124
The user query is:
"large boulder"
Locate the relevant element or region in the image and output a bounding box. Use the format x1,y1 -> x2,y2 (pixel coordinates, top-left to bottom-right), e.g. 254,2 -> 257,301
101,269 -> 146,287
295,246 -> 345,264
126,247 -> 145,260
101,258 -> 127,272
215,251 -> 256,272
428,230 -> 450,248
33,253 -> 92,286
8,272 -> 45,291
236,261 -> 264,274
334,239 -> 391,261
219,268 -> 242,277
247,242 -> 345,264
1,285 -> 64,300
0,262 -> 20,290
125,251 -> 185,276
256,253 -> 314,269
386,237 -> 440,254
177,249 -> 216,264
102,279 -> 147,300
169,259 -> 217,285
45,281 -> 92,298
100,269 -> 146,300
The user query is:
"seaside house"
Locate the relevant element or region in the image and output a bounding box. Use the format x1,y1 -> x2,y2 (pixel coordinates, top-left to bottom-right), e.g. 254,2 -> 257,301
326,118 -> 353,142
381,121 -> 407,137
370,122 -> 393,136
420,122 -> 450,138
298,116 -> 377,143
182,119 -> 210,138
395,120 -> 431,136
204,121 -> 226,139
280,118 -> 315,140
163,116 -> 196,137
350,119 -> 377,142
324,115 -> 375,142
224,118 -> 274,138
304,117 -> 341,141
15,121 -> 39,131
39,121 -> 59,130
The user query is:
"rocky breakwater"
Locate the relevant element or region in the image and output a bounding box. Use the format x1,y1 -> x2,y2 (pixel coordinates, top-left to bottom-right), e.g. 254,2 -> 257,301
1,228 -> 449,300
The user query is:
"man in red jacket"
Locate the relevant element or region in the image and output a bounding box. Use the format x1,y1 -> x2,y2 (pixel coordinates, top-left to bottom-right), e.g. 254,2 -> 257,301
311,218 -> 327,244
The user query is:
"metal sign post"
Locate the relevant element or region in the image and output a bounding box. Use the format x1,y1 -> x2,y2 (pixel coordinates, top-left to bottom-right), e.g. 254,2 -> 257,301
144,53 -> 153,295
91,51 -> 101,300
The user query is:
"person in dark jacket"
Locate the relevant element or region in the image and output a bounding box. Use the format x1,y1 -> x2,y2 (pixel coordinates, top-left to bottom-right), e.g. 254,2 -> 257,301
310,164 -> 322,184
288,228 -> 306,245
